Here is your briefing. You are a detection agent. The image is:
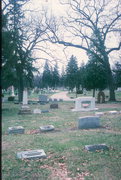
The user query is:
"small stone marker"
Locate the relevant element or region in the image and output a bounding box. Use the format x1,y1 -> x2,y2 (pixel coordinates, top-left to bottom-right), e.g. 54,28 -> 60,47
59,99 -> 63,102
108,111 -> 118,114
17,149 -> 46,159
41,110 -> 49,113
50,103 -> 58,109
78,116 -> 100,129
95,112 -> 104,116
8,126 -> 25,134
33,109 -> 41,114
54,98 -> 58,102
40,125 -> 55,132
39,95 -> 48,104
85,144 -> 109,152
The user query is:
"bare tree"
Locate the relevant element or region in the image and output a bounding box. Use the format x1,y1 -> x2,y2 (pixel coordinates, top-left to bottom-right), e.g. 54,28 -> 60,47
46,0 -> 121,101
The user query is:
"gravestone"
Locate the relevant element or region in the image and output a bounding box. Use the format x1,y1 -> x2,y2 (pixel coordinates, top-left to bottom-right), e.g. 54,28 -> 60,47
33,109 -> 41,114
18,89 -> 32,114
97,91 -> 105,103
41,110 -> 49,113
95,112 -> 104,117
78,116 -> 100,129
8,126 -> 25,134
39,95 -> 48,104
85,144 -> 109,152
54,98 -> 58,102
40,125 -> 55,132
11,86 -> 15,97
50,103 -> 58,109
59,99 -> 63,102
108,110 -> 118,114
17,149 -> 47,159
72,97 -> 98,112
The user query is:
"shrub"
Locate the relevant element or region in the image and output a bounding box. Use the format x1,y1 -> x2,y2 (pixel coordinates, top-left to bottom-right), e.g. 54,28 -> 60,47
8,96 -> 15,101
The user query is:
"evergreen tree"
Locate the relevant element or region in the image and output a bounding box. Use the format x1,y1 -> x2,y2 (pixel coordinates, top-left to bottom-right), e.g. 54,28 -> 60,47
113,61 -> 121,88
52,62 -> 60,89
42,61 -> 52,88
66,55 -> 78,91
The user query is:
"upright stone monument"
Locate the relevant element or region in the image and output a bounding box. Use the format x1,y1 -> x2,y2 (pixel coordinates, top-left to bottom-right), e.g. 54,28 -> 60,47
72,97 -> 98,112
18,88 -> 32,114
11,86 -> 15,97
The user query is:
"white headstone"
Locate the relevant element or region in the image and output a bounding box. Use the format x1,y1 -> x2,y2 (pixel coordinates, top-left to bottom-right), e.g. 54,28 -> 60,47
72,97 -> 98,112
17,149 -> 46,159
11,86 -> 15,97
23,89 -> 28,105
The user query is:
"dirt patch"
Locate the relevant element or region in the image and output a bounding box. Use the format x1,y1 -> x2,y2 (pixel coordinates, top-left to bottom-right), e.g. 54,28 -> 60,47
41,163 -> 90,180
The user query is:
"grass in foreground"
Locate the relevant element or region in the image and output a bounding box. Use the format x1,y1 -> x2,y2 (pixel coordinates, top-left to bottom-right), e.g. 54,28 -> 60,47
2,98 -> 121,180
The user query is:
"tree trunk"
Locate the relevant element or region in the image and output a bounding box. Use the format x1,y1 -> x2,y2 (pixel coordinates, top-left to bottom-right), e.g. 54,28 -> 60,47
93,89 -> 95,97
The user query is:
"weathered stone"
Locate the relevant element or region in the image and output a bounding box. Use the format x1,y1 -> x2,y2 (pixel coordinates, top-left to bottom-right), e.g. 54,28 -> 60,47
18,106 -> 32,115
40,125 -> 55,132
108,111 -> 118,114
54,98 -> 58,102
72,97 -> 98,112
97,91 -> 105,103
78,116 -> 100,129
39,95 -> 48,104
17,149 -> 46,159
59,99 -> 63,102
41,110 -> 49,113
8,126 -> 25,134
50,104 -> 58,109
95,112 -> 104,117
85,144 -> 109,151
33,109 -> 41,114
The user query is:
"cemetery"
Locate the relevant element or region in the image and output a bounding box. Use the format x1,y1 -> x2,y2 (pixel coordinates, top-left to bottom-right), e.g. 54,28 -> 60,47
2,89 -> 121,180
2,0 -> 121,179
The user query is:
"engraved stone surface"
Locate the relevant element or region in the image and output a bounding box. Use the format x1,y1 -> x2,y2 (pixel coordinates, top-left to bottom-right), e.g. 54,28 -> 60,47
85,144 -> 109,151
50,104 -> 58,109
40,125 -> 55,132
78,116 -> 100,129
33,109 -> 41,114
17,149 -> 46,159
8,126 -> 25,134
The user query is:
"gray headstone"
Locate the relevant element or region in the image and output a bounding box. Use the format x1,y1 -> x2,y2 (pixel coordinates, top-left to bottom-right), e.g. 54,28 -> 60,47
39,95 -> 48,104
17,149 -> 46,159
8,126 -> 25,134
41,110 -> 49,113
50,104 -> 58,109
54,98 -> 58,102
78,116 -> 100,129
40,125 -> 55,132
85,144 -> 109,151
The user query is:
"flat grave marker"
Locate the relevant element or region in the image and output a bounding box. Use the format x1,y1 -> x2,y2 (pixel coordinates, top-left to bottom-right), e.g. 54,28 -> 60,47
17,149 -> 46,159
8,126 -> 25,134
40,125 -> 55,132
85,144 -> 109,152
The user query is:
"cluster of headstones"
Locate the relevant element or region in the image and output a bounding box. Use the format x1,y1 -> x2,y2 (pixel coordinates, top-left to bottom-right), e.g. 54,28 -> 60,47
8,115 -> 110,160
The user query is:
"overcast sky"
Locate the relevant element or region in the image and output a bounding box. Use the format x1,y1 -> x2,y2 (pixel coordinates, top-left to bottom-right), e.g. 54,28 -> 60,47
24,0 -> 121,73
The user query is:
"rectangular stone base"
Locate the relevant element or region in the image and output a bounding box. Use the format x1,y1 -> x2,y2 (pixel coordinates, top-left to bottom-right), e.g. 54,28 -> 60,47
85,144 -> 109,151
8,126 -> 25,134
17,149 -> 46,159
18,106 -> 32,115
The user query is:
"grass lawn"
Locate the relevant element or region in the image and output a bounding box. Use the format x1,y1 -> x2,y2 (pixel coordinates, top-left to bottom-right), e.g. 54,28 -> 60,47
2,92 -> 121,180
